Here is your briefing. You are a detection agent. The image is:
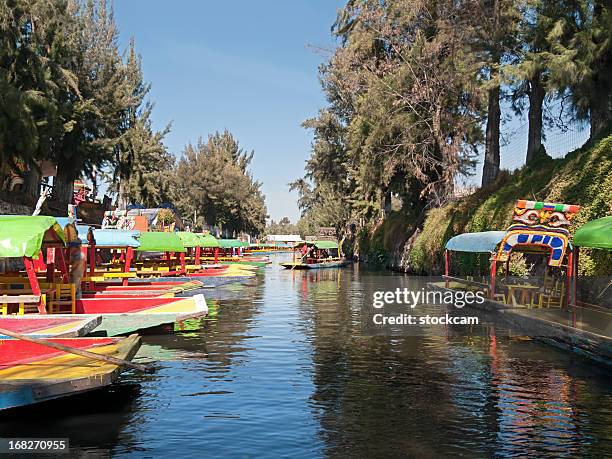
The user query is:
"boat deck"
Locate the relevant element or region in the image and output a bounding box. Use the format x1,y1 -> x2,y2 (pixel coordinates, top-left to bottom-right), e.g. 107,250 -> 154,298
0,335 -> 141,411
0,316 -> 101,338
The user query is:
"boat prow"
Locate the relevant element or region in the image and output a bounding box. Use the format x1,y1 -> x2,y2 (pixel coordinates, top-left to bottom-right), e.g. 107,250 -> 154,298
76,294 -> 209,336
0,315 -> 101,338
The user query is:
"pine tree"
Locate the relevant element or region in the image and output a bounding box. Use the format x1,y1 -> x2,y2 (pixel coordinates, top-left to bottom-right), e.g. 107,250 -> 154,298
479,0 -> 523,185
173,131 -> 267,235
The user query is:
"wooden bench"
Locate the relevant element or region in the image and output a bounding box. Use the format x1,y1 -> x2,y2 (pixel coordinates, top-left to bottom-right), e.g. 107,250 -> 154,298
0,294 -> 42,315
102,272 -> 137,279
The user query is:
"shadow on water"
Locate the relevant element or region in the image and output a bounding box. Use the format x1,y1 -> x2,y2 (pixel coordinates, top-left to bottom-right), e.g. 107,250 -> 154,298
0,383 -> 141,456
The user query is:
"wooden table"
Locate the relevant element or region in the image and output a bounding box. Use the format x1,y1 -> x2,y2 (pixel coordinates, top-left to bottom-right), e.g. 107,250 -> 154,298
506,284 -> 540,307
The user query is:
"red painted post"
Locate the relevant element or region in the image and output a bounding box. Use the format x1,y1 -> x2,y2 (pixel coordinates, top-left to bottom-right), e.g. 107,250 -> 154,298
444,250 -> 450,288
195,246 -> 201,265
573,247 -> 579,307
24,257 -> 45,313
214,247 -> 219,264
34,251 -> 46,272
565,250 -> 573,308
180,252 -> 186,274
123,247 -> 133,287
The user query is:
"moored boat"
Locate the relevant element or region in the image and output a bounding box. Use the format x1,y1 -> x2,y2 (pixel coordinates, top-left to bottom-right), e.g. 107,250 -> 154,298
0,216 -> 208,335
280,241 -> 350,270
0,334 -> 141,411
0,315 -> 101,338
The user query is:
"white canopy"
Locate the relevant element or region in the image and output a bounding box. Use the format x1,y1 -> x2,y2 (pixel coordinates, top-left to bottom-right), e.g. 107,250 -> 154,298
266,234 -> 302,243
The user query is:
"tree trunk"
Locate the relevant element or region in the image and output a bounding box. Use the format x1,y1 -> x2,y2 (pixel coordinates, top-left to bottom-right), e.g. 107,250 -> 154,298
117,180 -> 129,210
53,161 -> 74,213
590,99 -> 611,141
482,84 -> 501,186
526,74 -> 545,163
23,165 -> 41,200
383,190 -> 392,217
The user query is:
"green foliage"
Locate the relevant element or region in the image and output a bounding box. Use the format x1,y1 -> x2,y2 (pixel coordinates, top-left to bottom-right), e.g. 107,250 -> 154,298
409,134 -> 612,275
297,0 -> 485,225
156,208 -> 174,226
0,0 -> 171,209
173,131 -> 267,236
264,218 -> 300,237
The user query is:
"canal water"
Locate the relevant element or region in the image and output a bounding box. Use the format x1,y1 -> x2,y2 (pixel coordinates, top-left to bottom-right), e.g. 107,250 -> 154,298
1,254 -> 611,457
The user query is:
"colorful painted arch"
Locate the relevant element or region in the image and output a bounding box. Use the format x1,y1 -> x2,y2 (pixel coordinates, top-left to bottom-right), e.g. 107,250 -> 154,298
497,230 -> 570,267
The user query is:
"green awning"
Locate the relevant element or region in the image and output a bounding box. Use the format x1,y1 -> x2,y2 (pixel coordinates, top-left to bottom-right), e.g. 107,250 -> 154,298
292,240 -> 338,249
136,232 -> 186,252
219,239 -> 245,248
574,216 -> 612,250
177,232 -> 220,248
177,232 -> 201,248
199,234 -> 220,248
0,215 -> 65,259
313,240 -> 338,250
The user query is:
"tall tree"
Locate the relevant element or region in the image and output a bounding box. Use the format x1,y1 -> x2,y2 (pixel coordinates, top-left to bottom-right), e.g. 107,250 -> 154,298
50,0 -> 125,207
110,39 -> 172,209
0,0 -> 76,198
480,0 -> 523,186
298,0 -> 484,228
173,131 -> 267,236
548,0 -> 612,140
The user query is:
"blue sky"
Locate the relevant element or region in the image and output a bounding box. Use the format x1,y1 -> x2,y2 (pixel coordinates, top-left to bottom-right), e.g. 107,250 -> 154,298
113,0 -> 345,223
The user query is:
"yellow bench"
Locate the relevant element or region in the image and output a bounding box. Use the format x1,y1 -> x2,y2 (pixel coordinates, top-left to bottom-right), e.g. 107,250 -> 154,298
102,272 -> 137,279
0,294 -> 44,315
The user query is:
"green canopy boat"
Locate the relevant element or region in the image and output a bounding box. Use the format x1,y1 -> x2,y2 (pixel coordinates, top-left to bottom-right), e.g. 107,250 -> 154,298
136,232 -> 186,252
218,239 -> 245,249
574,216 -> 612,250
198,233 -> 220,248
280,240 -> 349,270
0,215 -> 65,258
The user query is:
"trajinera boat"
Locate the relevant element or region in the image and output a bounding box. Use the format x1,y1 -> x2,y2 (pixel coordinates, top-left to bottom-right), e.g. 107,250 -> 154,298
0,216 -> 207,336
0,334 -> 141,411
280,241 -> 350,269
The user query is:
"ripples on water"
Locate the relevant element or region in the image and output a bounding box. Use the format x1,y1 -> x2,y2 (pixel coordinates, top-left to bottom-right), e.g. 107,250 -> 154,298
0,255 -> 610,458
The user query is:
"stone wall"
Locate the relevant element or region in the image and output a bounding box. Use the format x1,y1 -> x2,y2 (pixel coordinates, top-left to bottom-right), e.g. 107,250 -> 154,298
0,199 -> 31,215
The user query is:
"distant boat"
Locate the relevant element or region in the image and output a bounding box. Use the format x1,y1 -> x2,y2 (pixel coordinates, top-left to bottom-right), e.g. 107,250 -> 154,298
280,241 -> 350,270
280,259 -> 351,270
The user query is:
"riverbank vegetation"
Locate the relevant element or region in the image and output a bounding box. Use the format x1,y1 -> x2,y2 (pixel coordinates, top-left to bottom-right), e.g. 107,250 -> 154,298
368,135 -> 612,274
294,0 -> 612,272
0,0 -> 266,235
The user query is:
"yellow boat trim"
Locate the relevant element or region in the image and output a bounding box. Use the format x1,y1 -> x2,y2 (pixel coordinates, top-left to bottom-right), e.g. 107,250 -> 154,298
137,297 -> 201,314
0,337 -> 138,380
33,320 -> 91,336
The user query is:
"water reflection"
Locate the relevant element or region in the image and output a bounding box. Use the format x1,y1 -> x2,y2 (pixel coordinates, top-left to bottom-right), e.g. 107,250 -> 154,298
1,257 -> 610,457
297,267 -> 612,457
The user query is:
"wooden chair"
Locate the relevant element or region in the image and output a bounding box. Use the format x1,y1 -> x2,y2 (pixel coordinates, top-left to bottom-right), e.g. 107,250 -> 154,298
493,289 -> 507,304
534,278 -> 564,308
48,284 -> 76,314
